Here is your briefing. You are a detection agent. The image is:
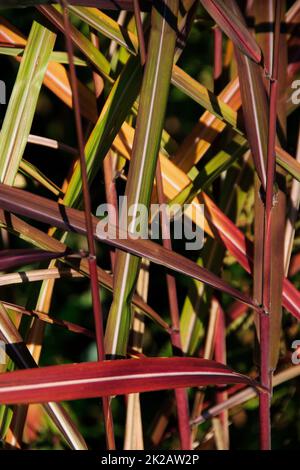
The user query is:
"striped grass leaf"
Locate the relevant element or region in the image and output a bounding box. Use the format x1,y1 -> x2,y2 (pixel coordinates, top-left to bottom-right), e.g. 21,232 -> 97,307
198,190 -> 300,321
0,302 -> 88,449
108,134 -> 300,322
68,6 -> 139,54
0,357 -> 259,405
200,0 -> 262,64
0,46 -> 87,66
173,77 -> 241,173
179,161 -> 246,356
170,69 -> 300,181
19,159 -> 64,197
0,267 -> 169,333
254,1 -> 286,449
124,260 -> 149,450
0,17 -> 98,121
63,54 -> 142,208
284,130 -> 300,273
8,255 -> 74,446
61,2 -> 196,212
232,51 -> 268,189
180,240 -> 225,356
0,183 -> 258,310
37,5 -> 111,79
0,21 -> 56,185
1,301 -> 95,338
62,4 -> 244,143
0,1 -> 151,9
0,208 -> 165,328
170,134 -> 247,206
192,364 -> 300,426
171,65 -> 241,134
155,155 -> 191,450
27,134 -> 77,155
104,0 -> 180,357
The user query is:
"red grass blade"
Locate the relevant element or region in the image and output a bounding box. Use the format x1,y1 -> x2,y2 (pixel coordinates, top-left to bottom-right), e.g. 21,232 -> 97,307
200,192 -> 300,321
0,249 -> 66,270
0,184 -> 258,310
1,1 -> 151,9
200,0 -> 262,64
225,0 -> 268,190
0,208 -> 165,328
0,357 -> 259,405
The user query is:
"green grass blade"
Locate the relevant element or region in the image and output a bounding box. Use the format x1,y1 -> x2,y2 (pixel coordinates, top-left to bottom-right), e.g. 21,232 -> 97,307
68,6 -> 139,54
63,54 -> 142,208
104,0 -> 179,357
0,21 -> 56,185
171,134 -> 247,206
19,159 -> 63,197
171,65 -> 241,134
38,5 -> 111,79
0,46 -> 87,65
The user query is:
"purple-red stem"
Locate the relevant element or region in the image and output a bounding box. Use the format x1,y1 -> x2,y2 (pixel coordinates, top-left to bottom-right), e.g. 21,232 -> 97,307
213,25 -> 222,92
155,158 -> 191,450
214,301 -> 228,445
260,0 -> 282,451
133,0 -> 147,66
60,0 -> 115,450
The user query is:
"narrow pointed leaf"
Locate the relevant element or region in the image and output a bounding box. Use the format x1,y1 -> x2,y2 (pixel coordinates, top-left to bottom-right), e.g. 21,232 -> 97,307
38,5 -> 111,78
63,54 -> 142,208
0,183 -> 258,311
0,22 -> 56,185
0,18 -> 97,122
0,1 -> 151,9
0,357 -> 258,405
0,303 -> 87,449
105,0 -> 179,357
0,249 -> 66,271
0,207 -> 163,326
200,0 -> 262,64
68,6 -> 139,55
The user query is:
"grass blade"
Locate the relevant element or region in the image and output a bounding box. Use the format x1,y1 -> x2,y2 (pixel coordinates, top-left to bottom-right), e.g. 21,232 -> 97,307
0,21 -> 56,185
1,1 -> 151,9
200,0 -> 262,64
37,5 -> 111,79
0,249 -> 66,270
68,6 -> 139,54
105,0 -> 179,358
63,54 -> 142,208
0,183 -> 258,310
0,17 -> 98,121
0,303 -> 87,449
0,208 -> 165,327
0,357 -> 258,405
